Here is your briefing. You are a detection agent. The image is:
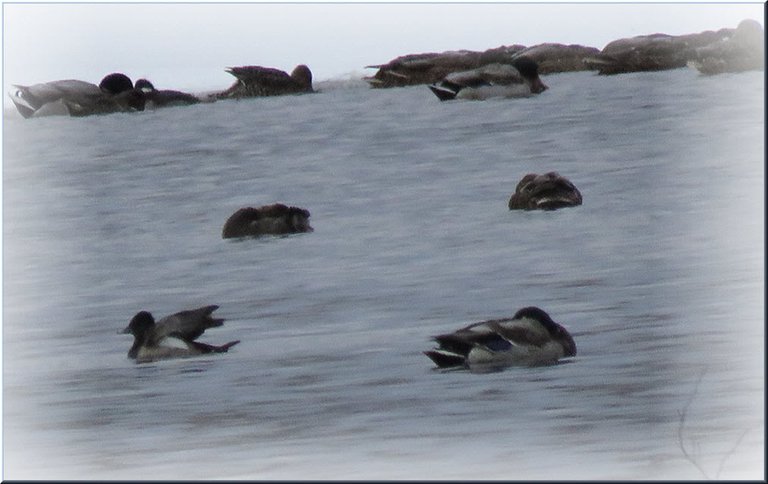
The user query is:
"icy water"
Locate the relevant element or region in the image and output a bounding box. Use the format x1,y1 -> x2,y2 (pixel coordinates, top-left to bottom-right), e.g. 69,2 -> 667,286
2,69 -> 764,479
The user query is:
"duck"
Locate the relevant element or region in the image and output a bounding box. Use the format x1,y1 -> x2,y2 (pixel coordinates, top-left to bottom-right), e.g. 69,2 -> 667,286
222,203 -> 313,239
427,56 -> 548,101
120,305 -> 240,363
216,64 -> 314,99
424,306 -> 577,369
508,172 -> 582,210
134,79 -> 201,108
688,19 -> 765,75
9,72 -> 146,118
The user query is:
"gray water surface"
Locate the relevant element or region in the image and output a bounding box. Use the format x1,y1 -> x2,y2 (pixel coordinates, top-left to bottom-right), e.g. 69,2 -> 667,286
3,69 -> 764,479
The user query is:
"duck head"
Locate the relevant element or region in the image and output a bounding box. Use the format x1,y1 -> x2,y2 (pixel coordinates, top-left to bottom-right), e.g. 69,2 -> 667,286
99,72 -> 134,95
514,306 -> 577,357
291,64 -> 314,91
733,18 -> 764,45
120,310 -> 157,359
134,78 -> 156,93
511,56 -> 548,94
121,310 -> 155,337
96,73 -> 147,112
288,207 -> 313,232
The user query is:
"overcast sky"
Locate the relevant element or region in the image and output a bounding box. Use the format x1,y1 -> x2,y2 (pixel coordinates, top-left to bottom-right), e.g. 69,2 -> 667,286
3,2 -> 764,93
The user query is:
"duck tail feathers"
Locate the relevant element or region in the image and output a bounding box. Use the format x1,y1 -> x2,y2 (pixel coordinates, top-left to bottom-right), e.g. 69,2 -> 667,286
424,350 -> 466,368
428,84 -> 458,101
191,340 -> 240,354
217,340 -> 240,352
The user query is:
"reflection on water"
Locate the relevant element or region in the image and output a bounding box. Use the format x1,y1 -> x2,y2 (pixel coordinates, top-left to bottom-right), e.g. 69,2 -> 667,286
3,69 -> 764,479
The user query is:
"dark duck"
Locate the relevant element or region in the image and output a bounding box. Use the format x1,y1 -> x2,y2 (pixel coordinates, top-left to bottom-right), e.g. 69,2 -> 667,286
120,305 -> 239,363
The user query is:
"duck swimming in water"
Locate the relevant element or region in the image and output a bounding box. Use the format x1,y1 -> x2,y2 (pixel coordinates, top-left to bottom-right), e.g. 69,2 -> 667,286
216,64 -> 314,99
428,56 -> 548,101
424,306 -> 576,370
120,305 -> 239,363
9,72 -> 146,118
222,203 -> 313,239
508,172 -> 582,210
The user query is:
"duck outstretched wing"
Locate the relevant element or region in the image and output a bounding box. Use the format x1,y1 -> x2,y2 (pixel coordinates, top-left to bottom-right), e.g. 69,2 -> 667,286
154,305 -> 224,342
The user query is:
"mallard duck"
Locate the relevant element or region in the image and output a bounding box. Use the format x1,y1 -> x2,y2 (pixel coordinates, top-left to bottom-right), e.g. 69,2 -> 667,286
222,203 -> 313,239
424,306 -> 576,369
428,56 -> 548,101
216,64 -> 313,99
508,172 -> 582,210
120,305 -> 239,363
134,79 -> 201,108
9,72 -> 146,118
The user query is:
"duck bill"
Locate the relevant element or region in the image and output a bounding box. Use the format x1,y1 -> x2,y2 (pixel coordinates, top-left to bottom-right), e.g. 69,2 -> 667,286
118,326 -> 131,334
562,332 -> 577,357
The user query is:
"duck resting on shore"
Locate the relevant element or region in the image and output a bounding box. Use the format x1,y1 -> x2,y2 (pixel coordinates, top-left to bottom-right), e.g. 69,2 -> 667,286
215,64 -> 314,99
9,72 -> 147,118
428,56 -> 548,101
424,306 -> 577,370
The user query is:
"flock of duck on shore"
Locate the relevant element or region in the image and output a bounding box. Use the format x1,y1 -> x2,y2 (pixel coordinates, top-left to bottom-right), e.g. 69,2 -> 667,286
15,19 -> 762,369
9,19 -> 763,119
